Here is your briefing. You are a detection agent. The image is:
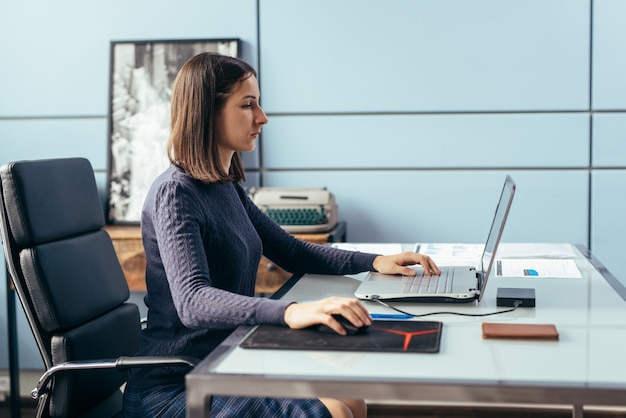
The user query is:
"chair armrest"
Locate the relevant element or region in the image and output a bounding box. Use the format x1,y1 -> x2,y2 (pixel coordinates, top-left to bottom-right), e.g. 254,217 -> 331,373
115,355 -> 198,370
32,355 -> 199,399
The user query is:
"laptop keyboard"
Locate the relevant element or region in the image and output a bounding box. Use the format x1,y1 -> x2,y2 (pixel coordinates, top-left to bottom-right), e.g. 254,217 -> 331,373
401,268 -> 453,294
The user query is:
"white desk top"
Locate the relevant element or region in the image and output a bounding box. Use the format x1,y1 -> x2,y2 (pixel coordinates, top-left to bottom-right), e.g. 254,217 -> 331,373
186,243 -> 626,417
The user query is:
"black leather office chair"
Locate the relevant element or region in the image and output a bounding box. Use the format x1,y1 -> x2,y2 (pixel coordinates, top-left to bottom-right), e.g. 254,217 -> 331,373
0,157 -> 198,418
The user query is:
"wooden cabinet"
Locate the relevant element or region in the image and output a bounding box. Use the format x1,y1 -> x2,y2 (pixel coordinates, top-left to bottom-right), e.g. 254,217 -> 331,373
104,225 -> 148,292
104,222 -> 346,295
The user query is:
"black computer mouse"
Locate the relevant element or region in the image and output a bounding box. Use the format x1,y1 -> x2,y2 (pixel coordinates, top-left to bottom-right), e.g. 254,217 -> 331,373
318,314 -> 369,335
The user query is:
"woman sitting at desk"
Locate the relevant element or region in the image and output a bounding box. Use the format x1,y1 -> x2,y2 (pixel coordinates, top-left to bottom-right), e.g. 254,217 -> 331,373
122,52 -> 439,418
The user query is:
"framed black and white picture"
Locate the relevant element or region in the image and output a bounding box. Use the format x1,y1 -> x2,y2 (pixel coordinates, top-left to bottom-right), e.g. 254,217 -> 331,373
107,38 -> 240,223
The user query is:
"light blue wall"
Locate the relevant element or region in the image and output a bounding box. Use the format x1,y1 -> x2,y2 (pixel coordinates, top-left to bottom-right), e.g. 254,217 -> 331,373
259,0 -> 590,112
1,0 -> 625,370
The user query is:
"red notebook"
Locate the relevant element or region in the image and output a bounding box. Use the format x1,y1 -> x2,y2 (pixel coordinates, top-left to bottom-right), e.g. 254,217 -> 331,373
240,320 -> 443,353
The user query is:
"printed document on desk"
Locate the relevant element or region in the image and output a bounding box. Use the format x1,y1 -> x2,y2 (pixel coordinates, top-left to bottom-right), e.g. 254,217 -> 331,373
495,258 -> 582,278
418,243 -> 582,278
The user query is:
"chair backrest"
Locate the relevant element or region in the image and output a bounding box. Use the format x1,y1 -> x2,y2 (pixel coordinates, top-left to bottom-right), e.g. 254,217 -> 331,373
0,158 -> 141,417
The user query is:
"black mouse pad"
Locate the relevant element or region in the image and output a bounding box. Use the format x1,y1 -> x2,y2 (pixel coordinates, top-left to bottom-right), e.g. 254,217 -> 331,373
240,320 -> 443,353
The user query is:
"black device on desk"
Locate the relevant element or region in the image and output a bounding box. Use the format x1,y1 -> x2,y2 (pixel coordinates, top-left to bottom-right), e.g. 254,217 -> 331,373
496,287 -> 536,307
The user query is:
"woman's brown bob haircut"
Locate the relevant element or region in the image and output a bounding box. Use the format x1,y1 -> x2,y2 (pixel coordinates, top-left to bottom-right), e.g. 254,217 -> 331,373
168,52 -> 256,183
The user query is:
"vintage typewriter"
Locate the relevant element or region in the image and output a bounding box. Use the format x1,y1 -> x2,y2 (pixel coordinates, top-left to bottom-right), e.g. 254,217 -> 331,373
249,187 -> 338,233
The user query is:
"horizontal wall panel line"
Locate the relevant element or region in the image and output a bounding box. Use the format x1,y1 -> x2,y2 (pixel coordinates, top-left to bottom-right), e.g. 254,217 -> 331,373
0,115 -> 106,121
4,111 -> 621,121
591,107 -> 626,112
258,167 -> 592,173
265,110 -> 592,117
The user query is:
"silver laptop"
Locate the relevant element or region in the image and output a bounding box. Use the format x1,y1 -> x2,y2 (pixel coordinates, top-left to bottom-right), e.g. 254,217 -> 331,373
354,175 -> 516,303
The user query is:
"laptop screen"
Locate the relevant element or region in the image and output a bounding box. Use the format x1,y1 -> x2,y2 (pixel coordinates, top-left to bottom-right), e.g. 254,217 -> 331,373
477,175 -> 516,301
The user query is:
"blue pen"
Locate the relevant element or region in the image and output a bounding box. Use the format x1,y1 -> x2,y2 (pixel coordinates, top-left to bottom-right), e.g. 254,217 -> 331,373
370,313 -> 413,320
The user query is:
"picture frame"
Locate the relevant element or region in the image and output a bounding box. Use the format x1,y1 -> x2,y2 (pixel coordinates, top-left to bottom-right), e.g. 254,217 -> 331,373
106,38 -> 240,224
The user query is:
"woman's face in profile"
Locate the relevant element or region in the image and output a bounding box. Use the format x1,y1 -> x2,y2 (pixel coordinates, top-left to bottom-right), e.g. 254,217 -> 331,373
216,75 -> 268,159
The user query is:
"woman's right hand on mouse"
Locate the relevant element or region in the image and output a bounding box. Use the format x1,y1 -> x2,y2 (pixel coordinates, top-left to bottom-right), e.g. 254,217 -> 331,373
283,296 -> 372,335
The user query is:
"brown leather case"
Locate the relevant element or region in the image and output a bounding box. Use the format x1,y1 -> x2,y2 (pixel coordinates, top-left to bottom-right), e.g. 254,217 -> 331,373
482,322 -> 559,340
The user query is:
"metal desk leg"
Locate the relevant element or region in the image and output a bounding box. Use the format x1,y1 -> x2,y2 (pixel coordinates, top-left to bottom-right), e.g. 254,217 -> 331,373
6,265 -> 20,418
186,387 -> 212,418
572,404 -> 583,418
